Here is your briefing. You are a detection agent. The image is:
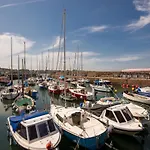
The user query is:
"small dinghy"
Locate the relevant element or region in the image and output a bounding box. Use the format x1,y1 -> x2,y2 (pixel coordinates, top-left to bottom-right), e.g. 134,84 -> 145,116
12,95 -> 36,113
136,87 -> 150,97
51,104 -> 108,150
98,104 -> 143,135
7,111 -> 61,149
123,91 -> 150,105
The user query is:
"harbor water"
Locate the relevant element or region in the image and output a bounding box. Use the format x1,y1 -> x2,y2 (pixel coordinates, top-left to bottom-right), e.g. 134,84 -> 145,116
0,84 -> 150,150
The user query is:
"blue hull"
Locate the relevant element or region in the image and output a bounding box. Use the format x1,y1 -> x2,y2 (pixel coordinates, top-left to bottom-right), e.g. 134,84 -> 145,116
32,91 -> 38,99
63,129 -> 107,150
137,91 -> 150,97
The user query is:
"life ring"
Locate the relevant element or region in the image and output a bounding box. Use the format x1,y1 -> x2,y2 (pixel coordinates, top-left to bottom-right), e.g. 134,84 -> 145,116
27,105 -> 32,110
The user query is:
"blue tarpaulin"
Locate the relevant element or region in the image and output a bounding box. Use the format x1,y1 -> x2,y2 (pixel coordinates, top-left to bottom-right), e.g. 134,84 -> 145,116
10,111 -> 48,132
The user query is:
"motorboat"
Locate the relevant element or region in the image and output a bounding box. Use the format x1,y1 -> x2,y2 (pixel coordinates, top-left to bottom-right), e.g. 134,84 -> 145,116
98,104 -> 143,135
82,97 -> 149,120
51,104 -> 108,150
69,88 -> 93,100
7,111 -> 61,149
90,79 -> 113,93
123,91 -> 150,105
2,87 -> 19,100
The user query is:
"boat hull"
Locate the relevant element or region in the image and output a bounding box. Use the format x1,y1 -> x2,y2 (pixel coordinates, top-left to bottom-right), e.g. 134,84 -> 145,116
123,92 -> 150,105
62,128 -> 107,150
2,93 -> 19,100
90,84 -> 112,93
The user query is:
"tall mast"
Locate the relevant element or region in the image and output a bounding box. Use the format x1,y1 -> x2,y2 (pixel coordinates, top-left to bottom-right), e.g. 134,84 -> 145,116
18,55 -> 20,84
41,52 -> 43,73
63,9 -> 66,97
76,46 -> 79,79
48,49 -> 50,71
36,55 -> 38,76
22,58 -> 24,97
10,37 -> 13,85
31,55 -> 32,77
81,51 -> 83,78
24,42 -> 26,70
24,42 -> 26,80
52,45 -> 54,71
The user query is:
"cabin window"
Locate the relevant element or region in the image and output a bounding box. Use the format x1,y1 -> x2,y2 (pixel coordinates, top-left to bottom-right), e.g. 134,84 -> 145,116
17,124 -> 27,140
72,112 -> 81,125
114,111 -> 126,123
28,125 -> 37,141
105,110 -> 117,122
38,123 -> 48,137
122,109 -> 132,121
56,114 -> 63,122
48,119 -> 56,132
9,88 -> 14,92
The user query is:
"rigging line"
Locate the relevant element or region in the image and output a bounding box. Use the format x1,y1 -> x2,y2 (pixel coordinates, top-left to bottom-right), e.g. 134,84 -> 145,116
56,11 -> 64,71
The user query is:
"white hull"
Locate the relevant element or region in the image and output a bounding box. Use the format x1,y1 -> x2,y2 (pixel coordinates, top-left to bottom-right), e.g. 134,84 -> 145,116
123,92 -> 150,105
90,84 -> 111,92
7,113 -> 61,150
2,92 -> 19,100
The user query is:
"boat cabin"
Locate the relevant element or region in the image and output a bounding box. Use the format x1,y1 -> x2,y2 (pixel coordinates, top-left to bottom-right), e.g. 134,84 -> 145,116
94,79 -> 112,86
10,112 -> 57,143
101,105 -> 134,124
56,109 -> 88,127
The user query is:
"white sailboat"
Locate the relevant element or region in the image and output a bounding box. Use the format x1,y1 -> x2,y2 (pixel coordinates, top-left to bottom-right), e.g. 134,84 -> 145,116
51,9 -> 108,149
2,37 -> 19,100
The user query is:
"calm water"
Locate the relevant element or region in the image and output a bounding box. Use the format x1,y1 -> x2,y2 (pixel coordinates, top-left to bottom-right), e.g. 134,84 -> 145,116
0,84 -> 150,150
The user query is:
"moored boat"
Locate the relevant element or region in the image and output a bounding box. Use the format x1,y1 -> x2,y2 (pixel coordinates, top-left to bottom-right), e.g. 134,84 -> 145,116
12,94 -> 36,113
123,91 -> 150,105
98,104 -> 143,135
2,87 -> 19,100
69,88 -> 93,100
6,111 -> 61,149
51,104 -> 108,150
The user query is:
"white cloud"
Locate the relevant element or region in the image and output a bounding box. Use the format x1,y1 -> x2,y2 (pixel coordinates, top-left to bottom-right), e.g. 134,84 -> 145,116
72,40 -> 81,44
0,0 -> 47,9
48,36 -> 64,49
0,32 -> 35,68
126,0 -> 150,31
113,56 -> 140,62
79,25 -> 108,33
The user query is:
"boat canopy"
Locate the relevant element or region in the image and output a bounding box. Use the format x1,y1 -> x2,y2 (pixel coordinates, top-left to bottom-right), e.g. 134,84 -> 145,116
10,111 -> 48,132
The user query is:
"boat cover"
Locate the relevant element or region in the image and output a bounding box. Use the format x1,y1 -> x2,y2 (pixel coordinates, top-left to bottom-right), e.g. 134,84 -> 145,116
9,111 -> 48,132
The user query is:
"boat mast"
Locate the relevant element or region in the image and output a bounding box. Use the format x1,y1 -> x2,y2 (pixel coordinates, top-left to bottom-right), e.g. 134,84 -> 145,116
10,37 -> 13,85
81,51 -> 83,78
24,42 -> 26,80
22,58 -> 24,97
18,55 -> 20,84
63,9 -> 66,97
31,55 -> 32,78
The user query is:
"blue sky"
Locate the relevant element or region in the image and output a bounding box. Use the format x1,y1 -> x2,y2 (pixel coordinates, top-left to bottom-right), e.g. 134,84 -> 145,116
0,0 -> 150,71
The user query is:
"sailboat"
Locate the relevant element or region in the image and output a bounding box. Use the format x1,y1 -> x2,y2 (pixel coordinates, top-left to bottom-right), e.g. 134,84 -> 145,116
51,9 -> 108,149
2,37 -> 19,100
12,44 -> 36,114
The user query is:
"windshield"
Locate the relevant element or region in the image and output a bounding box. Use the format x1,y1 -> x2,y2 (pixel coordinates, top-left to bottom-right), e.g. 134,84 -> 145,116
38,123 -> 48,138
122,108 -> 132,121
114,111 -> 126,123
